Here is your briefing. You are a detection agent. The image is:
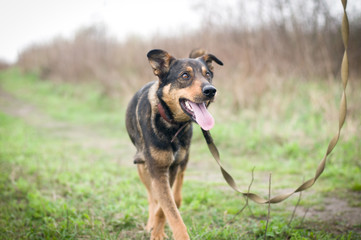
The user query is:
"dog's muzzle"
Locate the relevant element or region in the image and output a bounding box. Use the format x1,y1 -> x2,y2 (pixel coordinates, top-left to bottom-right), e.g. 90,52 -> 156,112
202,85 -> 217,99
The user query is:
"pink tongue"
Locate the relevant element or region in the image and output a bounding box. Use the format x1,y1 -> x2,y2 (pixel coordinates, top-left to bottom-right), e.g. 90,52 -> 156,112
188,102 -> 215,130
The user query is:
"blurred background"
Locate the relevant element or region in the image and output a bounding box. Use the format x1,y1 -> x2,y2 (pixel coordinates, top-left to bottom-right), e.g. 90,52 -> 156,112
1,0 -> 360,105
1,0 -> 361,239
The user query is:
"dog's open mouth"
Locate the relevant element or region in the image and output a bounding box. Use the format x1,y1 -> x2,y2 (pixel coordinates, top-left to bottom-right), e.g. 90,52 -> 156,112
180,99 -> 215,130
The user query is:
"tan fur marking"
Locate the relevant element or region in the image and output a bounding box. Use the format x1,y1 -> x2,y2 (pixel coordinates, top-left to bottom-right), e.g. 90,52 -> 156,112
162,85 -> 189,122
186,66 -> 193,73
135,95 -> 144,146
173,169 -> 185,208
162,80 -> 211,122
148,81 -> 160,110
149,146 -> 173,166
201,66 -> 207,76
174,148 -> 187,163
149,81 -> 172,129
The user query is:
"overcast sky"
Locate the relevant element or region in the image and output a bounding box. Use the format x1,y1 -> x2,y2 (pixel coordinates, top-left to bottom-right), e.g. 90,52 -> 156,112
1,0 -> 355,63
0,0 -> 211,63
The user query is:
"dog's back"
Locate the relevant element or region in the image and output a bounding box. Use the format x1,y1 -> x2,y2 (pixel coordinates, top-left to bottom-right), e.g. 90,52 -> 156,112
126,81 -> 154,152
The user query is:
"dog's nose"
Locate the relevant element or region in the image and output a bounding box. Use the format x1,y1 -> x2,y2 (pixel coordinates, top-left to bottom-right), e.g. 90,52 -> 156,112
202,85 -> 217,98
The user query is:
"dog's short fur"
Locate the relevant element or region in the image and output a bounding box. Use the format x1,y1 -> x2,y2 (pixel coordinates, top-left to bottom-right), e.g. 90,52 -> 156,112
126,49 -> 223,240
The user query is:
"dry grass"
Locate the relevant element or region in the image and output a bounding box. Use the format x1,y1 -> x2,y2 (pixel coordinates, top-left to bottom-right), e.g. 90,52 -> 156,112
15,0 -> 361,109
0,60 -> 10,70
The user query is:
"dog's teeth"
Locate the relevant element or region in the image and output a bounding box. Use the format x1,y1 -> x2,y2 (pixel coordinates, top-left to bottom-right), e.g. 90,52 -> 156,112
185,101 -> 193,111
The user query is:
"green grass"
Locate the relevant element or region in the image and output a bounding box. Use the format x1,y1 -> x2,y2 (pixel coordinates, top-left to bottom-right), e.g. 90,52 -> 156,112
0,69 -> 360,239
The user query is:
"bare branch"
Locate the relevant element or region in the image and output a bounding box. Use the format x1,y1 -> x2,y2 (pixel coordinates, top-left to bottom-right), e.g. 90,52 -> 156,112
288,178 -> 304,227
246,168 -> 255,218
225,167 -> 255,226
300,208 -> 309,227
264,173 -> 272,240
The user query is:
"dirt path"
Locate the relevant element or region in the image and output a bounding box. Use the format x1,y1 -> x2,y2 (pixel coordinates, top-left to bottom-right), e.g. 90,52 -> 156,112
1,87 -> 360,235
288,193 -> 361,235
0,87 -> 134,166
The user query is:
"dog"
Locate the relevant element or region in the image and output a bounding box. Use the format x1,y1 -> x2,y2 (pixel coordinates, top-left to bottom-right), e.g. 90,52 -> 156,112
126,49 -> 223,240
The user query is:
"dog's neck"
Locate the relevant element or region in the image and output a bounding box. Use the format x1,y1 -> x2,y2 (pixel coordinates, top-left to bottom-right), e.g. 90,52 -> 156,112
157,102 -> 175,124
157,102 -> 190,142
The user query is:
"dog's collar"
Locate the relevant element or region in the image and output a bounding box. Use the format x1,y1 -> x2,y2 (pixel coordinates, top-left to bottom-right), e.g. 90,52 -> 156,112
157,102 -> 175,124
157,102 -> 190,142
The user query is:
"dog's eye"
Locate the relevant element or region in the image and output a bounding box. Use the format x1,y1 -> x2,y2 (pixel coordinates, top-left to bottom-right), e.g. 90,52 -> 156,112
182,73 -> 190,80
205,72 -> 211,78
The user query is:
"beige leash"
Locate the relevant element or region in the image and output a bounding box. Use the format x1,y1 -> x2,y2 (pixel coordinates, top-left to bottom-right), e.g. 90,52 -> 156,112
203,0 -> 349,204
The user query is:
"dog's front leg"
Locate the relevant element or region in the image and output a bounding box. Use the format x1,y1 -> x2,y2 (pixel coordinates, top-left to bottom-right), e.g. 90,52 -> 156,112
151,169 -> 189,240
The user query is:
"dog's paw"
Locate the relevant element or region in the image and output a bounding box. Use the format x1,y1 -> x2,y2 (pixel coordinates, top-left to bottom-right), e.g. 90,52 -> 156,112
150,231 -> 168,240
145,223 -> 153,233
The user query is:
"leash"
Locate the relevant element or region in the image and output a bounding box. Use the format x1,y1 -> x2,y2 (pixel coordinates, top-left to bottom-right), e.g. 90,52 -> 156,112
203,0 -> 349,204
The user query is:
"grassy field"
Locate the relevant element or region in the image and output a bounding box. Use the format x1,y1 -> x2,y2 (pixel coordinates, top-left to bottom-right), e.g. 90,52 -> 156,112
0,69 -> 360,239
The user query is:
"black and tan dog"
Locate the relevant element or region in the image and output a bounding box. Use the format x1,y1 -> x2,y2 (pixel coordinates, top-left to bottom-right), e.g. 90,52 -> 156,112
126,49 -> 223,240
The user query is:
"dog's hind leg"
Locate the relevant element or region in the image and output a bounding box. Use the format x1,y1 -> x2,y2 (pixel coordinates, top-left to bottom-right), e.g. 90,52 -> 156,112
171,149 -> 189,209
173,167 -> 186,209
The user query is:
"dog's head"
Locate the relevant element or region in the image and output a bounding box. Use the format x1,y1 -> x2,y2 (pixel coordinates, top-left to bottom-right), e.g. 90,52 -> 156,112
147,49 -> 223,130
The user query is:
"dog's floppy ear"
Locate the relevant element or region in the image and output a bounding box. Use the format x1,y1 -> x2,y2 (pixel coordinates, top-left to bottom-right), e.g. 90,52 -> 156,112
201,54 -> 223,72
189,48 -> 206,58
147,49 -> 175,79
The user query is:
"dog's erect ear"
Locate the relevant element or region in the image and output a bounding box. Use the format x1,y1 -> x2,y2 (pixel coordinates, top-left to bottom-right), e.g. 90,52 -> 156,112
189,48 -> 206,58
201,54 -> 223,72
147,49 -> 175,79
